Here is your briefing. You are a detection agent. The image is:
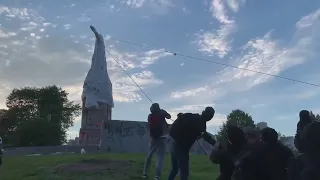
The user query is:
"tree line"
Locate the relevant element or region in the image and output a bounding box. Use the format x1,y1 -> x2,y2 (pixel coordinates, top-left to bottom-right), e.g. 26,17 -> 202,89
216,109 -> 320,143
0,85 -> 319,147
0,86 -> 81,147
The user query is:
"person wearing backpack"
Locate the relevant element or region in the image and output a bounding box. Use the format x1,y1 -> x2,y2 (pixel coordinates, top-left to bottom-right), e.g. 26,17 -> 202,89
287,121 -> 320,180
167,106 -> 216,180
142,103 -> 171,180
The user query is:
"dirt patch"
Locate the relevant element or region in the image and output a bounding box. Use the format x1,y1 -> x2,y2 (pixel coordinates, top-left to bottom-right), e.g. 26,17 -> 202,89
54,159 -> 134,174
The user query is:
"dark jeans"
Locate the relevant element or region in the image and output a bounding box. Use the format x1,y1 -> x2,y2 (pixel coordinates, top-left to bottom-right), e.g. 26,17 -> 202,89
168,141 -> 189,180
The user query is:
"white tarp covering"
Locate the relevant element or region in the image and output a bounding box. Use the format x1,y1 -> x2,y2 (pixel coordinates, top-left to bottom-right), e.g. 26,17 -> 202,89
82,26 -> 114,108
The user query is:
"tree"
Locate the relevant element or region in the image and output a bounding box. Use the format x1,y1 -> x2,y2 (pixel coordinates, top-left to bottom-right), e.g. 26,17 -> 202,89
216,109 -> 255,143
277,132 -> 287,142
3,85 -> 81,146
310,111 -> 320,121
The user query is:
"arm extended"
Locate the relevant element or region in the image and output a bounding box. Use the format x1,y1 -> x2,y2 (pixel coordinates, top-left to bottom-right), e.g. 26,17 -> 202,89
161,109 -> 171,119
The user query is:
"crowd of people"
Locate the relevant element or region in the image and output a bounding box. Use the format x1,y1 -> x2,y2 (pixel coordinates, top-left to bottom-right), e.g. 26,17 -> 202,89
142,103 -> 320,180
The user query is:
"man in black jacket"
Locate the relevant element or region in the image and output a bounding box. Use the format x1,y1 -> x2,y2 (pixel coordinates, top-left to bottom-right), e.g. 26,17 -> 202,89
167,107 -> 216,180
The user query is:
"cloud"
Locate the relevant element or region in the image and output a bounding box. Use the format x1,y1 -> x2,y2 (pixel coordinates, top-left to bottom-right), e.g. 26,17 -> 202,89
112,71 -> 163,102
210,0 -> 234,24
64,24 -> 71,30
0,5 -> 170,109
195,0 -> 244,58
125,0 -> 174,14
195,23 -> 236,58
173,9 -> 320,101
139,49 -> 172,68
226,0 -> 246,12
126,0 -> 173,8
171,86 -> 208,99
77,15 -> 91,22
67,130 -> 79,139
167,104 -> 227,126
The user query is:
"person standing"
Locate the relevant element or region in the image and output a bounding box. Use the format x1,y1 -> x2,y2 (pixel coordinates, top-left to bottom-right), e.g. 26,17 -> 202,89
168,107 -> 216,180
142,103 -> 171,180
287,121 -> 320,180
294,110 -> 312,153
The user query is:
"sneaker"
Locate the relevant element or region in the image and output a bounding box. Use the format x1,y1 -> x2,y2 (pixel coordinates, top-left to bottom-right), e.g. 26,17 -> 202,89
154,176 -> 160,180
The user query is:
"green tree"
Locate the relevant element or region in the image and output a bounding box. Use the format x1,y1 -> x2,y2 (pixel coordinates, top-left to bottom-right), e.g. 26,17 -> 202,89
310,111 -> 320,121
4,85 -> 81,146
216,109 -> 255,143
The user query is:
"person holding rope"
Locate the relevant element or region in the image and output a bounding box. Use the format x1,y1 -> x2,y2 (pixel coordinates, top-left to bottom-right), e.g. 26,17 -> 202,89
142,103 -> 171,180
167,106 -> 216,180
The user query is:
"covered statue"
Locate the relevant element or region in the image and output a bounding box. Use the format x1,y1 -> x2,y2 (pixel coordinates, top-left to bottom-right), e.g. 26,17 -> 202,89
82,25 -> 114,109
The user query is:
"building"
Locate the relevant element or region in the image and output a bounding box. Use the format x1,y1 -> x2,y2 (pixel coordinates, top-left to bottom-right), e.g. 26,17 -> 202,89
257,121 -> 268,130
78,26 -> 114,146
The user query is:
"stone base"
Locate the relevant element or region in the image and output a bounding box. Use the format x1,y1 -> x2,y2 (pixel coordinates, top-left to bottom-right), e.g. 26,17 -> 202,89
79,128 -> 102,146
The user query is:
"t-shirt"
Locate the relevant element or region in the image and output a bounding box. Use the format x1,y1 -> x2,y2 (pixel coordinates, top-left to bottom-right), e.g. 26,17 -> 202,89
169,113 -> 206,152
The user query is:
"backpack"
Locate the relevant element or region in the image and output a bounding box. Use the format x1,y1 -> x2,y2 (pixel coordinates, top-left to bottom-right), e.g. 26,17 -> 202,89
148,113 -> 165,139
299,154 -> 320,180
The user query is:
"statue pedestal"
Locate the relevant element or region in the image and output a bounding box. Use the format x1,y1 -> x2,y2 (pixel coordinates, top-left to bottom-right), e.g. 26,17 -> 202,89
79,98 -> 112,146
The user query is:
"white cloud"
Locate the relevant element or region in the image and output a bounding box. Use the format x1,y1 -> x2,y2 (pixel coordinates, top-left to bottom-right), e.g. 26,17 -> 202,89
112,71 -> 163,102
77,15 -> 91,22
196,23 -> 236,58
125,0 -> 174,14
139,49 -> 172,68
0,28 -> 17,38
126,0 -> 146,8
174,9 -> 320,101
210,0 -> 234,24
64,24 -> 71,30
171,86 -> 208,99
195,0 -> 244,58
0,5 -> 34,20
296,9 -> 320,29
67,130 -> 79,139
226,0 -> 246,12
0,5 -> 170,109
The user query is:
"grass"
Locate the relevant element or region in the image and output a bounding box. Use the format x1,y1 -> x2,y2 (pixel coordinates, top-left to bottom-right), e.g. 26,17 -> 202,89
0,153 -> 219,180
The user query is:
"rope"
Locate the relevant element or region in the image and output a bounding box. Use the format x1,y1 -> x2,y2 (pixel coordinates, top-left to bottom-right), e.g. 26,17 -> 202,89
108,37 -> 320,88
106,47 -> 208,155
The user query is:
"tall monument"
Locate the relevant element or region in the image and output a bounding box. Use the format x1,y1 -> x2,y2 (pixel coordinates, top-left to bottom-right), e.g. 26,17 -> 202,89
79,25 -> 114,146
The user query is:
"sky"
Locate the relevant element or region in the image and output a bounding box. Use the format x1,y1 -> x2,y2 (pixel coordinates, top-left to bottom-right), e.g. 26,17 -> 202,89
1,0 -> 320,139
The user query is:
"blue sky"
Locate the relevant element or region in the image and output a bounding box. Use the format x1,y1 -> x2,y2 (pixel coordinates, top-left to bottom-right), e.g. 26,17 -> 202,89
0,0 -> 320,139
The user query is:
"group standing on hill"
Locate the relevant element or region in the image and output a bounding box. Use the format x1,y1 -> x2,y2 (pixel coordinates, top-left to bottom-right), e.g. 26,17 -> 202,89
143,103 -> 320,180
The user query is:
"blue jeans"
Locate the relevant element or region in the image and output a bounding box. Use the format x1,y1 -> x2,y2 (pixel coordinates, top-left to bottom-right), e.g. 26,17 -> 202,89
168,141 -> 189,180
143,137 -> 166,178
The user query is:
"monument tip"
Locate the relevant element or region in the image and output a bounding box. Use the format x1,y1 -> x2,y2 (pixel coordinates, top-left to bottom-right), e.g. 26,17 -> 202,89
90,25 -> 97,34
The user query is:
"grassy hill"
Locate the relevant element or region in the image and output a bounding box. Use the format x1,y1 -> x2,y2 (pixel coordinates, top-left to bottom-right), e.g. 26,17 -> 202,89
0,153 -> 219,180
